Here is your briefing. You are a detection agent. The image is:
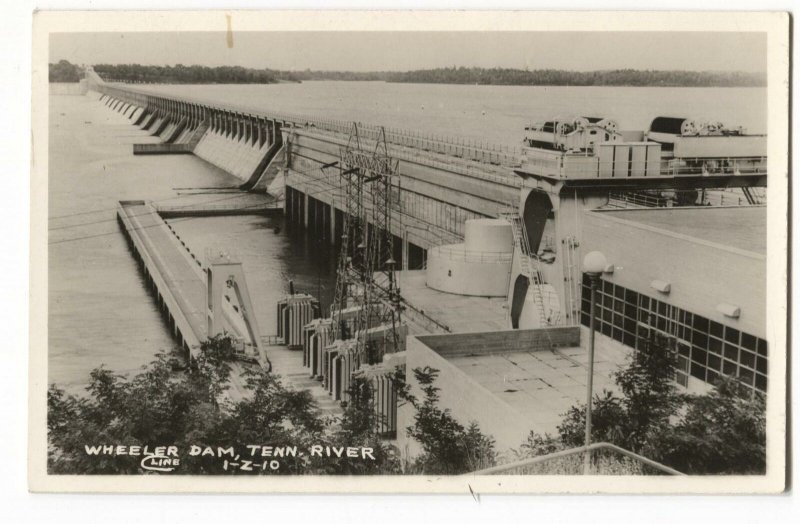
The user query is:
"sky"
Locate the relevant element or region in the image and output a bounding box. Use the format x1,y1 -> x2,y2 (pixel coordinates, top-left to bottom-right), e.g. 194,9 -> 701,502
50,31 -> 766,73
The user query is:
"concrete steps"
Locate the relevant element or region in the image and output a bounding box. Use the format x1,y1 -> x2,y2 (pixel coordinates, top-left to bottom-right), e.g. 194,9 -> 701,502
267,345 -> 343,417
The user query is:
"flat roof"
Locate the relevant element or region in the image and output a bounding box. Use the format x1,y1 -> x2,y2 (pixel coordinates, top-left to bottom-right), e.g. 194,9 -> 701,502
445,327 -> 630,435
595,206 -> 766,255
397,270 -> 508,335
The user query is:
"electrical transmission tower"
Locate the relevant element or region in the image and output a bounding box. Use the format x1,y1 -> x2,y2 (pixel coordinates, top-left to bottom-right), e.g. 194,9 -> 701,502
330,123 -> 402,364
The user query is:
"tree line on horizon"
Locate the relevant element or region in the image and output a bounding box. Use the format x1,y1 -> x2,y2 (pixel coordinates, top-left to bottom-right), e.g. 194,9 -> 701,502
81,61 -> 765,87
49,60 -> 84,83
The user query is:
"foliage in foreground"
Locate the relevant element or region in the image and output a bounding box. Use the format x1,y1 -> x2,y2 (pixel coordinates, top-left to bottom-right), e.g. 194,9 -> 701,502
396,367 -> 497,474
48,335 -> 398,475
48,335 -> 324,474
515,333 -> 766,475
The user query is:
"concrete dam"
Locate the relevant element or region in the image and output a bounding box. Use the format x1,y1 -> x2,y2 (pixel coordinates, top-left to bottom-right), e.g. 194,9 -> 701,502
82,68 -> 770,453
90,72 -> 524,264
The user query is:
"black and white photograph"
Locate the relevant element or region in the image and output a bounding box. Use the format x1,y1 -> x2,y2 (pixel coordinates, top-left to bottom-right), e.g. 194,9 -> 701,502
27,10 -> 789,494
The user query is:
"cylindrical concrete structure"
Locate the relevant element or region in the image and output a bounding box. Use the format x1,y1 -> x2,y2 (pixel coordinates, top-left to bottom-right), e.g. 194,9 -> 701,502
425,219 -> 513,297
463,218 -> 513,253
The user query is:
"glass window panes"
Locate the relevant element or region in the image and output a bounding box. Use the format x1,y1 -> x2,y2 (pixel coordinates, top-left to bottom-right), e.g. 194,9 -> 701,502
580,275 -> 766,395
723,359 -> 737,376
740,350 -> 756,369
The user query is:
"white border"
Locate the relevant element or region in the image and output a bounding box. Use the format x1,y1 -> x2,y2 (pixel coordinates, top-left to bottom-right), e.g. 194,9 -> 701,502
28,10 -> 790,495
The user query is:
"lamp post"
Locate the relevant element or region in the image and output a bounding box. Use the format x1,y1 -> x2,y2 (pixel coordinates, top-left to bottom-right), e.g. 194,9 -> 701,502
582,250 -> 607,475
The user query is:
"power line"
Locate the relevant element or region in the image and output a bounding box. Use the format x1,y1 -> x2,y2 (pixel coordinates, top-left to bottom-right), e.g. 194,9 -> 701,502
48,200 -> 279,246
48,192 -> 261,232
48,161 -> 332,226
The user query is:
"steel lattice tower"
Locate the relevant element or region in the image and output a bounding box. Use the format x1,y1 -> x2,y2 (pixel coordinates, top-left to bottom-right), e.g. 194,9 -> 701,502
330,123 -> 402,362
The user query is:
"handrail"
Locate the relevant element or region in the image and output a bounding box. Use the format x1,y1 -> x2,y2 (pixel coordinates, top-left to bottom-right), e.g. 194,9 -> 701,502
468,442 -> 685,476
432,245 -> 513,263
93,80 -> 523,168
520,147 -> 768,179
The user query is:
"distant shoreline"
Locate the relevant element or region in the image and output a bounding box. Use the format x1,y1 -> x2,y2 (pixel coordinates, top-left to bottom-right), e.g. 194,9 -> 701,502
51,61 -> 765,88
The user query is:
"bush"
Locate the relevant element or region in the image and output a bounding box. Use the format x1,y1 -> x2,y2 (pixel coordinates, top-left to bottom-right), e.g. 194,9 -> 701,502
47,336 -> 403,475
399,367 -> 496,474
648,377 -> 767,474
517,332 -> 766,475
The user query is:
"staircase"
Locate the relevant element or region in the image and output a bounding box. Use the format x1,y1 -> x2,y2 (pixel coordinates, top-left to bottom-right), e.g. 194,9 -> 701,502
503,212 -> 558,326
741,186 -> 764,205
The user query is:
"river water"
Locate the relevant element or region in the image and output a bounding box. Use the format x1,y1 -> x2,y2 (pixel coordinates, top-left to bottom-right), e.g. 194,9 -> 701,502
134,82 -> 767,147
48,82 -> 766,394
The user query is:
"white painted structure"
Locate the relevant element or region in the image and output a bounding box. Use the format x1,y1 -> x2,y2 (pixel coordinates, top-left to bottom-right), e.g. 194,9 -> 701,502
425,218 -> 513,297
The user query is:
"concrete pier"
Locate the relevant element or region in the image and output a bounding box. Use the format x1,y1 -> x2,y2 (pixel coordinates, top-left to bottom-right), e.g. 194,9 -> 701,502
116,200 -> 211,357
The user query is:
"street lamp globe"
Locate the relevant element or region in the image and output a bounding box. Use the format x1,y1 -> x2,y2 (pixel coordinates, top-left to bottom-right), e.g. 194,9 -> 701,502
583,251 -> 607,275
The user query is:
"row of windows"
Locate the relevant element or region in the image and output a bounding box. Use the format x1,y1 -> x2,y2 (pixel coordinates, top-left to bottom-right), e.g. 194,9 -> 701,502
580,275 -> 767,393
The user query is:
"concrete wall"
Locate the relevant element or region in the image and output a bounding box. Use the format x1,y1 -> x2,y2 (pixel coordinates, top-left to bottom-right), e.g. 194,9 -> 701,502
582,209 -> 766,338
398,327 -> 581,457
417,326 -> 580,357
425,245 -> 512,297
193,129 -> 271,183
287,129 -> 519,217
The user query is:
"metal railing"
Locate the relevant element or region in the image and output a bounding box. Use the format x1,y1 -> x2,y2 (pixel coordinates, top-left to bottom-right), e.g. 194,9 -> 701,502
432,245 -> 513,263
607,191 -> 666,208
520,147 -> 768,179
470,442 -> 685,476
291,126 -> 521,188
92,79 -> 524,169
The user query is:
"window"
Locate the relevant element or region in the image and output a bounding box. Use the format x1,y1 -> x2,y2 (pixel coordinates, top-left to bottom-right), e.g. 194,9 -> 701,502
725,327 -> 740,344
580,276 -> 767,394
693,315 -> 709,332
691,348 -> 707,365
739,350 -> 756,369
707,354 -> 721,371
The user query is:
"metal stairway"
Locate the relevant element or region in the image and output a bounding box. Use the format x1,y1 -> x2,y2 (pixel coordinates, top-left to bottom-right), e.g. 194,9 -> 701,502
741,186 -> 762,205
503,212 -> 557,326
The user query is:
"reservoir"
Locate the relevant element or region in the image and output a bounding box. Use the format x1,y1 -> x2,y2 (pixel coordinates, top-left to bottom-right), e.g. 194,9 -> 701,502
48,82 -> 767,394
